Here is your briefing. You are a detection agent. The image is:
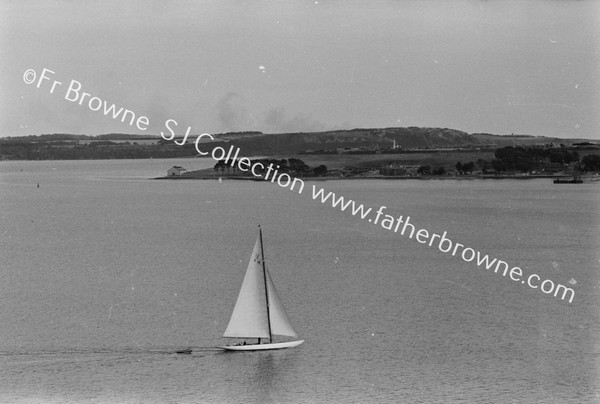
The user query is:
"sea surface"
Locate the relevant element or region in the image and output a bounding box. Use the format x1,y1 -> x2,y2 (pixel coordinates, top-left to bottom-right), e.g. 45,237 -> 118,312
0,159 -> 599,403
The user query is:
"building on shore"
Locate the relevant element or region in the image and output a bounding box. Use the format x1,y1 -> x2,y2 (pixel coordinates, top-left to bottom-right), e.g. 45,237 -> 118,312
167,166 -> 187,176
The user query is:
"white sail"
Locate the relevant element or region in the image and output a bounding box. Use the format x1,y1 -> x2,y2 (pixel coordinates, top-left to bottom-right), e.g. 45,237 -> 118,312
221,229 -> 301,348
265,268 -> 298,338
223,236 -> 270,338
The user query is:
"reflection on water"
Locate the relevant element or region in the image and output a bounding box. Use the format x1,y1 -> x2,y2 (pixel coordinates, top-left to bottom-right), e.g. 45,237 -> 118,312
216,349 -> 303,403
253,353 -> 276,403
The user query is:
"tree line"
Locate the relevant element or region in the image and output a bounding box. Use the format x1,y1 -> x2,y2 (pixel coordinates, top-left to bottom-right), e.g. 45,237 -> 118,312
489,147 -> 580,172
454,147 -> 600,174
419,147 -> 599,176
214,157 -> 328,177
0,139 -> 197,160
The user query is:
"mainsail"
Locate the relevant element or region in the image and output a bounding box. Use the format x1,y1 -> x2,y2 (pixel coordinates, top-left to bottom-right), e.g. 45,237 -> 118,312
222,232 -> 297,340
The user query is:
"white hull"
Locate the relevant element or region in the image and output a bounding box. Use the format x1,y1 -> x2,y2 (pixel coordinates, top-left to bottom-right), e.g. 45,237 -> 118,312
217,340 -> 304,351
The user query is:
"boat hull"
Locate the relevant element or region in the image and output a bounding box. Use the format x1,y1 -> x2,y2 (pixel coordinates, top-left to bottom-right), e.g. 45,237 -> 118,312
217,340 -> 304,351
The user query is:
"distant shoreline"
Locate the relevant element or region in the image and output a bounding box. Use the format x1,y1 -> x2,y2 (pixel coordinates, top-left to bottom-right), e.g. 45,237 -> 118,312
154,170 -> 594,182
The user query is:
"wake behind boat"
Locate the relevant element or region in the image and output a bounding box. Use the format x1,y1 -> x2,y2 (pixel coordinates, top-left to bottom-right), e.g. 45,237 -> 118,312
217,227 -> 304,352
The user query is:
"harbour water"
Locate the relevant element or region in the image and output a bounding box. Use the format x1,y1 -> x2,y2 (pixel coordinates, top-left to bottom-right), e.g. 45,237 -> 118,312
0,159 -> 599,403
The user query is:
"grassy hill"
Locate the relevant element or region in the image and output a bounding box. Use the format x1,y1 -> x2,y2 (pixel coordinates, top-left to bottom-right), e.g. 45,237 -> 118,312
204,127 -> 592,156
1,127 -> 596,161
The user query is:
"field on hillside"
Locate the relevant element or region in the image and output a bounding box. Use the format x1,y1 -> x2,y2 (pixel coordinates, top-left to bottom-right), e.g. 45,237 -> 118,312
286,151 -> 498,170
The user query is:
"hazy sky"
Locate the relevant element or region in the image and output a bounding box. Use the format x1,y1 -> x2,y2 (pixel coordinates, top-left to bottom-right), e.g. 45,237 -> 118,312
1,0 -> 598,139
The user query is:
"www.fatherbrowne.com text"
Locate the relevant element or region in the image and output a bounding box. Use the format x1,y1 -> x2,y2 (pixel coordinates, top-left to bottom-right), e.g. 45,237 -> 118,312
23,67 -> 575,303
310,188 -> 575,303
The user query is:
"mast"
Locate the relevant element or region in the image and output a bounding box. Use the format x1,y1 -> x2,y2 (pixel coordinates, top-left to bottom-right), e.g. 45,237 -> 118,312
259,226 -> 272,342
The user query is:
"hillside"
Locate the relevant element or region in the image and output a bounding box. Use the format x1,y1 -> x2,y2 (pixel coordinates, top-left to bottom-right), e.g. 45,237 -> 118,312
1,127 -> 596,160
205,127 -> 592,156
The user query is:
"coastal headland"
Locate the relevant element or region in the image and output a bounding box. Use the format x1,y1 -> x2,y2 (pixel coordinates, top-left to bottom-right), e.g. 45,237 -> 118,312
156,149 -> 600,182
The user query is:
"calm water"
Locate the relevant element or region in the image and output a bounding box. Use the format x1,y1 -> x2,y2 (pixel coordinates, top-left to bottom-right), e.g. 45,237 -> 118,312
0,159 -> 599,403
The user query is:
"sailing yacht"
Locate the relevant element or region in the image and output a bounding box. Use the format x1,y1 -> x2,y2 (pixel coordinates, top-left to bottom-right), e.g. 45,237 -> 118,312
217,227 -> 304,351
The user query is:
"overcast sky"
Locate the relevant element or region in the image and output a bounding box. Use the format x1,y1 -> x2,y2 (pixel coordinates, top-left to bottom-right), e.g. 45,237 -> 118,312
1,0 -> 598,139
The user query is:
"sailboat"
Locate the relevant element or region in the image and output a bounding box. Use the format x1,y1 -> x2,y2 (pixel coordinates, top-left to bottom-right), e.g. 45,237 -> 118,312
217,227 -> 304,351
